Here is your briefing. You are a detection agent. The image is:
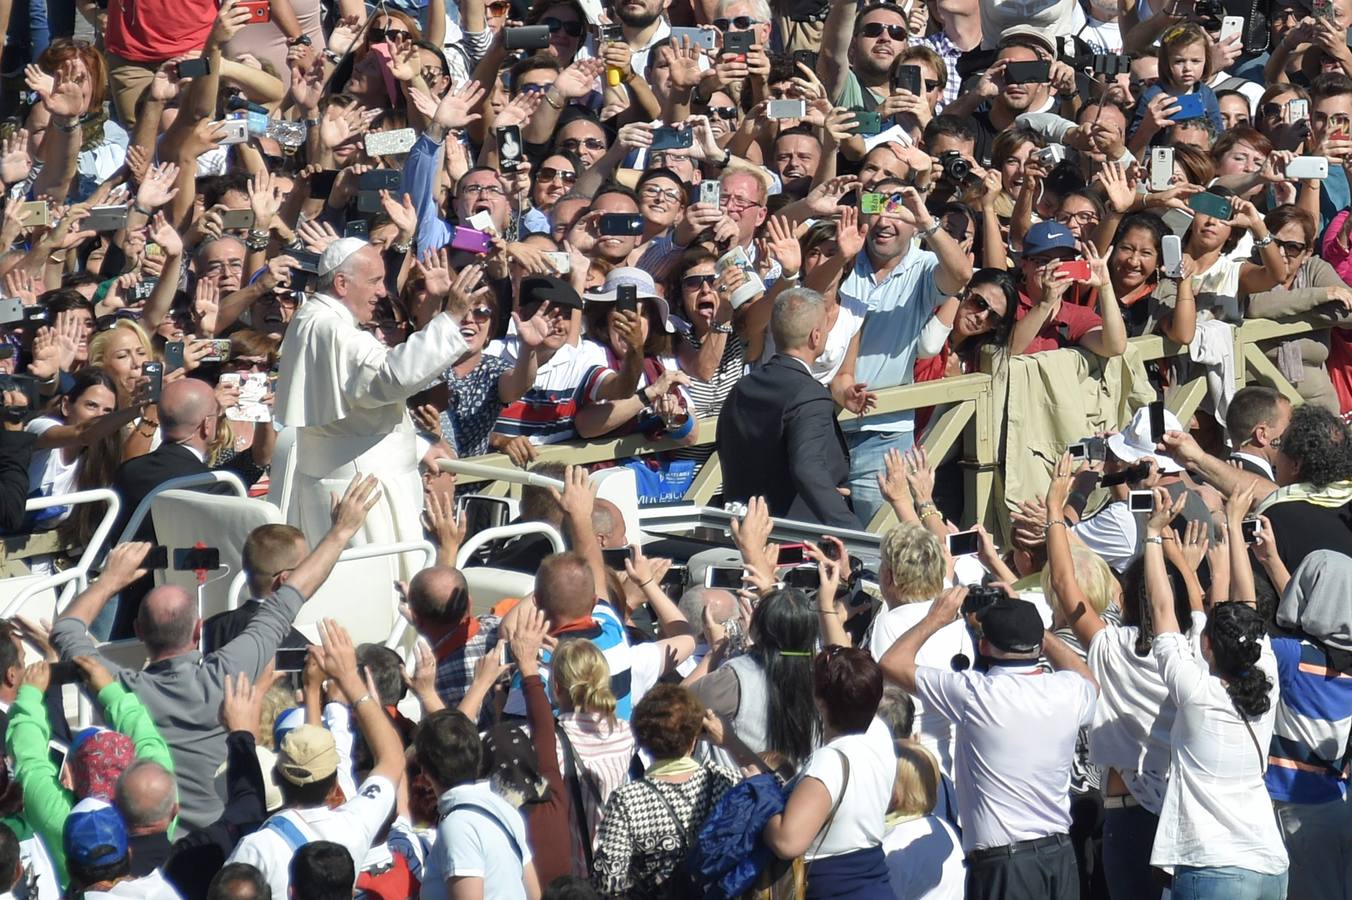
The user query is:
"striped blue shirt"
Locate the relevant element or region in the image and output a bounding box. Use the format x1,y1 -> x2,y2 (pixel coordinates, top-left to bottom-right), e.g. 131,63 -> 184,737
1265,636 -> 1352,805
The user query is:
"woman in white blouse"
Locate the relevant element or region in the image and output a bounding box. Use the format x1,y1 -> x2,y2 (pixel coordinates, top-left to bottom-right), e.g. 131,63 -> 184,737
1142,487 -> 1288,900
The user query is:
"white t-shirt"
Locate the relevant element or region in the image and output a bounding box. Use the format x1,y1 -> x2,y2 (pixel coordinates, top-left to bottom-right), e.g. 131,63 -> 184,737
421,782 -> 532,900
226,774 -> 397,899
881,815 -> 965,900
1072,501 -> 1138,573
799,718 -> 896,861
761,293 -> 867,384
83,870 -> 181,900
24,417 -> 78,524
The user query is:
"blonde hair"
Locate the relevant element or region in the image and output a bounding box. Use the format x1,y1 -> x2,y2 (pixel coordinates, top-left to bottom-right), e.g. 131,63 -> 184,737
258,683 -> 297,750
552,640 -> 618,724
1040,545 -> 1117,616
889,740 -> 941,818
88,319 -> 154,369
880,524 -> 946,604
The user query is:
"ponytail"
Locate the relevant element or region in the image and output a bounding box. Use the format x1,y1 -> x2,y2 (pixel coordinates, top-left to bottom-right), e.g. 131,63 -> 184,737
1206,602 -> 1272,719
552,639 -> 618,725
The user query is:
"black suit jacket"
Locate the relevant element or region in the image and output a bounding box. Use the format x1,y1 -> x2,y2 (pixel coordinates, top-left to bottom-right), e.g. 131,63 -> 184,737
203,601 -> 310,654
717,354 -> 858,528
111,442 -> 230,543
1228,452 -> 1273,480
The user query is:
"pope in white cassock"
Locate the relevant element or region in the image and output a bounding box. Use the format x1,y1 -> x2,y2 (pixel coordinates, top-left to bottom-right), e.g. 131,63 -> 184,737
273,238 -> 470,571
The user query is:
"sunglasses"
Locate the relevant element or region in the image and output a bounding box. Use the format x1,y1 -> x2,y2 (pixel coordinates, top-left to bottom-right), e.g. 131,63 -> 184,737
560,137 -> 605,151
487,0 -> 511,10
369,26 -> 412,43
923,79 -> 942,92
859,22 -> 907,40
542,16 -> 584,36
964,293 -> 998,317
468,305 -> 494,320
1275,239 -> 1310,254
683,273 -> 717,290
1260,103 -> 1284,120
714,15 -> 760,30
537,166 -> 578,184
95,310 -> 140,331
707,105 -> 738,120
520,82 -> 550,94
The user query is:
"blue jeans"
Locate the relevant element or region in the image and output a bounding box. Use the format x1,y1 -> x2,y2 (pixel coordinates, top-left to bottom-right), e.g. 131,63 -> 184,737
1171,866 -> 1288,900
1101,803 -> 1161,900
845,428 -> 914,527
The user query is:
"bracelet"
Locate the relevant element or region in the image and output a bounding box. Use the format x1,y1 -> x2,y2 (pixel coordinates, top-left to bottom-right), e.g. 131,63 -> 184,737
391,239 -> 412,254
52,116 -> 80,134
244,229 -> 269,251
1144,536 -> 1164,545
1252,232 -> 1274,248
818,607 -> 840,616
638,578 -> 654,588
133,203 -> 155,218
779,270 -> 800,283
543,89 -> 564,110
353,693 -> 374,707
1047,519 -> 1068,529
919,508 -> 941,521
710,321 -> 733,334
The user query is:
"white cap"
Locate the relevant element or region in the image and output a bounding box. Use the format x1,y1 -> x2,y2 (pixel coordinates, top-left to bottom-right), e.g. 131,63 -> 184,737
1107,406 -> 1185,474
317,237 -> 369,277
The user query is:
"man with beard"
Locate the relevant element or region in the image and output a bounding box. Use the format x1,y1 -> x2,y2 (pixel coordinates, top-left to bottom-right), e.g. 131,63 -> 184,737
946,31 -> 1071,165
821,2 -> 909,110
581,0 -> 674,81
771,126 -> 822,197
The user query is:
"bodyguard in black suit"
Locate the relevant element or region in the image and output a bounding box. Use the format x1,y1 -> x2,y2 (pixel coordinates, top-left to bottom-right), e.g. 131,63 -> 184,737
717,288 -> 859,529
1224,386 -> 1290,484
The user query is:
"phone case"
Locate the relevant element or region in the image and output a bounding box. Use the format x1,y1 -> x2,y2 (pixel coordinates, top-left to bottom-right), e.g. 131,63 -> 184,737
722,31 -> 753,55
1171,93 -> 1205,121
1286,156 -> 1329,179
1149,147 -> 1174,191
852,110 -> 883,136
358,169 -> 401,192
363,128 -> 417,156
241,1 -> 270,22
504,25 -> 550,50
219,118 -> 249,144
1056,260 -> 1091,281
85,206 -> 130,232
670,26 -> 715,50
219,209 -> 256,230
1162,235 -> 1183,277
767,100 -> 806,119
699,182 -> 721,206
1187,192 -> 1233,220
450,226 -> 493,254
860,193 -> 885,214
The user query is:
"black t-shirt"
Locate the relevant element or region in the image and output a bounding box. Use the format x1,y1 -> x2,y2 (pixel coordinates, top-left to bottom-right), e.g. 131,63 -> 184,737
1263,497 -> 1352,572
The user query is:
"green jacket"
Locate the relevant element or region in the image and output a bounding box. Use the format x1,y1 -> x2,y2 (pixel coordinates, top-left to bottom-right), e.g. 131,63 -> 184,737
6,682 -> 176,885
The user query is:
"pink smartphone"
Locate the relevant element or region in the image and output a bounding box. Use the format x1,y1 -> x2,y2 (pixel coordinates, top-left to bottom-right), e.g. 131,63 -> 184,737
450,226 -> 492,254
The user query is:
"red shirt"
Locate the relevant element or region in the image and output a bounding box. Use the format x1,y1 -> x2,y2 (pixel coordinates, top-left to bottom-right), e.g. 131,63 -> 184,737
106,0 -> 216,63
1015,291 -> 1103,355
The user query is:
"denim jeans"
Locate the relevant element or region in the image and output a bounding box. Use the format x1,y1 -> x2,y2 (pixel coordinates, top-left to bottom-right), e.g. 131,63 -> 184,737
845,428 -> 915,527
1101,803 -> 1162,900
1171,866 -> 1288,900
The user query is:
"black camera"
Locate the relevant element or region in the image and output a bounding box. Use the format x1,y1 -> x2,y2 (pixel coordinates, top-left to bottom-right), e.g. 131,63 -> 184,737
1194,0 -> 1224,28
938,150 -> 974,186
961,584 -> 1005,617
0,374 -> 38,425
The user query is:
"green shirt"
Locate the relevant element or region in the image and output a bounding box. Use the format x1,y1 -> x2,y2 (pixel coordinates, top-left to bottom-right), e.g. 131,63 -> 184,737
833,70 -> 885,111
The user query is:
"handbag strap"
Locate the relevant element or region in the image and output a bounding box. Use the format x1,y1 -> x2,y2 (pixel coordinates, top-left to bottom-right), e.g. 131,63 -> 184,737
640,776 -> 691,856
807,749 -> 850,858
555,722 -> 601,869
1241,715 -> 1268,774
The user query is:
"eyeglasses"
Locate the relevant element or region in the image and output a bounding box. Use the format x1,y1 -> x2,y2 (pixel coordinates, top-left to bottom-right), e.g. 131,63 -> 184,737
641,184 -> 683,204
1056,210 -> 1100,226
542,16 -> 585,36
461,182 -> 506,197
721,194 -> 762,211
468,305 -> 494,320
963,293 -> 998,318
859,22 -> 907,40
682,273 -> 717,290
714,16 -> 760,30
1261,102 -> 1285,120
537,166 -> 577,185
560,137 -> 606,152
707,106 -> 738,120
369,27 -> 412,43
420,66 -> 447,82
95,310 -> 140,331
1275,239 -> 1310,255
1271,6 -> 1300,21
943,223 -> 969,242
923,79 -> 942,92
649,151 -> 689,165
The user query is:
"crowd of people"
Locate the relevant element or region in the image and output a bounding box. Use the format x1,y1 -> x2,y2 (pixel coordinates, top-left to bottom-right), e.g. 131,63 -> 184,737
0,0 -> 1349,896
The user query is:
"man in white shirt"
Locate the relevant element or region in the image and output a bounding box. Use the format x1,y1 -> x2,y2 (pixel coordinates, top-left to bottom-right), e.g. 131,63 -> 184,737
226,621 -> 404,899
63,798 -> 180,900
1224,386 -> 1291,481
880,587 -> 1098,900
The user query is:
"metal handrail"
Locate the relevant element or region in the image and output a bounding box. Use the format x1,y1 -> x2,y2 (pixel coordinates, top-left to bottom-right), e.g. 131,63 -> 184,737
111,470 -> 248,552
1,489 -> 122,619
456,522 -> 566,569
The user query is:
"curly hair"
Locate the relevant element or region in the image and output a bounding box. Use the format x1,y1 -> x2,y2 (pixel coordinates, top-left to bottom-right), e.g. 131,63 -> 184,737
632,684 -> 705,759
1206,602 -> 1272,718
880,524 -> 946,604
1278,404 -> 1352,487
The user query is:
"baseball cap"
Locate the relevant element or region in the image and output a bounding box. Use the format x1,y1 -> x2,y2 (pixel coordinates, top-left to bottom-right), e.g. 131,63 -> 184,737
979,596 -> 1045,653
1022,221 -> 1079,259
64,798 -> 128,869
317,237 -> 369,277
276,724 -> 340,785
1107,406 -> 1185,474
71,728 -> 134,801
999,25 -> 1057,58
519,275 -> 583,312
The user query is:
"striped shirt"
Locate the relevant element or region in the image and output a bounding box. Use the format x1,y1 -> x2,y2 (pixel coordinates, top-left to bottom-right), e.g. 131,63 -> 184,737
505,602 -> 633,719
557,711 -> 637,841
491,342 -> 610,445
1265,636 -> 1352,805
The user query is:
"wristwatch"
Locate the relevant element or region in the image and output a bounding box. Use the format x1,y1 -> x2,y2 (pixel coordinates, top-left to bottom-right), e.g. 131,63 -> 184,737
322,49 -> 342,65
287,34 -> 312,47
710,321 -> 733,333
1252,232 -> 1274,248
244,229 -> 270,251
636,385 -> 653,407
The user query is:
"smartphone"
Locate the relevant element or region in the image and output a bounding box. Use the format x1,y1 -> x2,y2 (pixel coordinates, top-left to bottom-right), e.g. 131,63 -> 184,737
219,208 -> 255,231
363,128 -> 417,157
217,117 -> 249,145
767,99 -> 807,119
1219,15 -> 1244,44
176,57 -> 210,79
48,662 -> 79,687
48,739 -> 69,772
650,126 -> 693,151
496,125 -> 524,171
601,545 -> 635,569
290,248 -> 321,273
851,109 -> 883,136
504,25 -> 550,50
783,565 -> 819,589
1315,0 -> 1337,21
0,298 -> 24,327
822,540 -> 841,561
449,226 -> 493,254
1148,399 -> 1166,442
239,0 -> 270,23
1171,93 -> 1205,122
1286,156 -> 1329,179
660,564 -> 687,601
1287,98 -> 1310,122
174,546 -> 221,570
721,30 -> 753,57
615,283 -> 638,314
275,647 -> 308,672
1091,53 -> 1130,76
698,181 -> 721,207
670,25 -> 716,50
792,49 -> 819,70
1003,59 -> 1050,84
704,565 -> 744,589
893,64 -> 922,95
1186,192 -> 1233,220
1128,490 -> 1155,513
1149,146 -> 1174,191
143,545 -> 169,569
358,169 -> 401,193
309,169 -> 339,199
456,495 -> 511,538
543,251 -> 571,274
200,338 -> 233,362
84,205 -> 130,232
499,641 -> 515,666
1162,234 -> 1183,278
17,200 -> 49,227
776,543 -> 806,566
946,529 -> 980,557
142,361 -> 164,403
164,341 -> 185,372
1240,517 -> 1263,544
344,219 -> 369,239
1056,259 -> 1091,281
599,213 -> 645,236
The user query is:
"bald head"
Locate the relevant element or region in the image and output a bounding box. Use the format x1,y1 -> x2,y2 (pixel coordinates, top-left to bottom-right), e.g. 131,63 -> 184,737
159,378 -> 219,443
590,500 -> 627,548
535,552 -> 595,622
678,587 -> 736,639
408,565 -> 471,630
136,585 -> 200,657
115,759 -> 177,834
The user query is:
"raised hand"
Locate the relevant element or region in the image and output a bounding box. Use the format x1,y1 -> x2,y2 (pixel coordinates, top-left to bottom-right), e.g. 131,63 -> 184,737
297,219 -> 341,254
764,215 -> 802,277
495,90 -> 544,130
329,473 -> 382,536
512,301 -> 551,350
220,671 -> 264,738
137,162 -> 181,211
44,60 -> 88,119
248,170 -> 284,230
209,0 -> 253,47
412,248 -> 455,298
0,128 -> 32,186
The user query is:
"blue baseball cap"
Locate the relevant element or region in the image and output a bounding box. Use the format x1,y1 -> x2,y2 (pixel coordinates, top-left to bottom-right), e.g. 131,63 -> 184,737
1023,221 -> 1079,259
64,798 -> 128,869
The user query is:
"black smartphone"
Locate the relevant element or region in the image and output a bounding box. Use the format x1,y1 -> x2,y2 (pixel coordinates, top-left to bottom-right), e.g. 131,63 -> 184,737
601,545 -> 635,569
174,546 -> 221,570
1004,59 -> 1051,84
358,169 -> 401,193
615,283 -> 638,313
142,361 -> 164,404
497,124 -> 524,171
650,126 -> 692,151
48,661 -> 80,686
308,169 -> 339,200
344,219 -> 369,239
1240,517 -> 1262,545
290,248 -> 322,273
504,24 -> 550,50
660,564 -> 687,601
598,214 -> 645,236
777,543 -> 806,566
275,647 -> 308,672
893,64 -> 922,95
1148,400 -> 1166,443
722,30 -> 753,56
792,49 -> 818,70
783,566 -> 818,589
164,341 -> 185,372
176,57 -> 210,79
143,545 -> 170,569
1091,53 -> 1130,76
946,530 -> 980,557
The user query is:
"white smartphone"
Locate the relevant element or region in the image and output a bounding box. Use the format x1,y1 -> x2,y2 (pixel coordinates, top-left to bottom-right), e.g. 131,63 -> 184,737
767,99 -> 806,120
1219,15 -> 1244,44
218,118 -> 249,145
363,128 -> 417,157
1286,155 -> 1329,179
699,180 -> 721,207
704,565 -> 744,589
1149,146 -> 1174,192
1128,490 -> 1155,513
1287,98 -> 1310,122
543,251 -> 571,274
1162,234 -> 1183,278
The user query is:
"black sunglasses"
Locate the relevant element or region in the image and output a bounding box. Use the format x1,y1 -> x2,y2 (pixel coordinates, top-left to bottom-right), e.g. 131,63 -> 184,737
714,15 -> 760,30
537,166 -> 578,184
1275,239 -> 1310,254
707,106 -> 739,120
923,79 -> 941,92
859,22 -> 907,40
964,293 -> 997,317
369,26 -> 412,43
682,273 -> 716,290
543,16 -> 584,36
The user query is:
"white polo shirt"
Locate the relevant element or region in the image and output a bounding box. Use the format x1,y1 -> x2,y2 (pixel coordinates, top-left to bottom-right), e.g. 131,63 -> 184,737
421,782 -> 532,900
226,774 -> 397,899
914,663 -> 1097,853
